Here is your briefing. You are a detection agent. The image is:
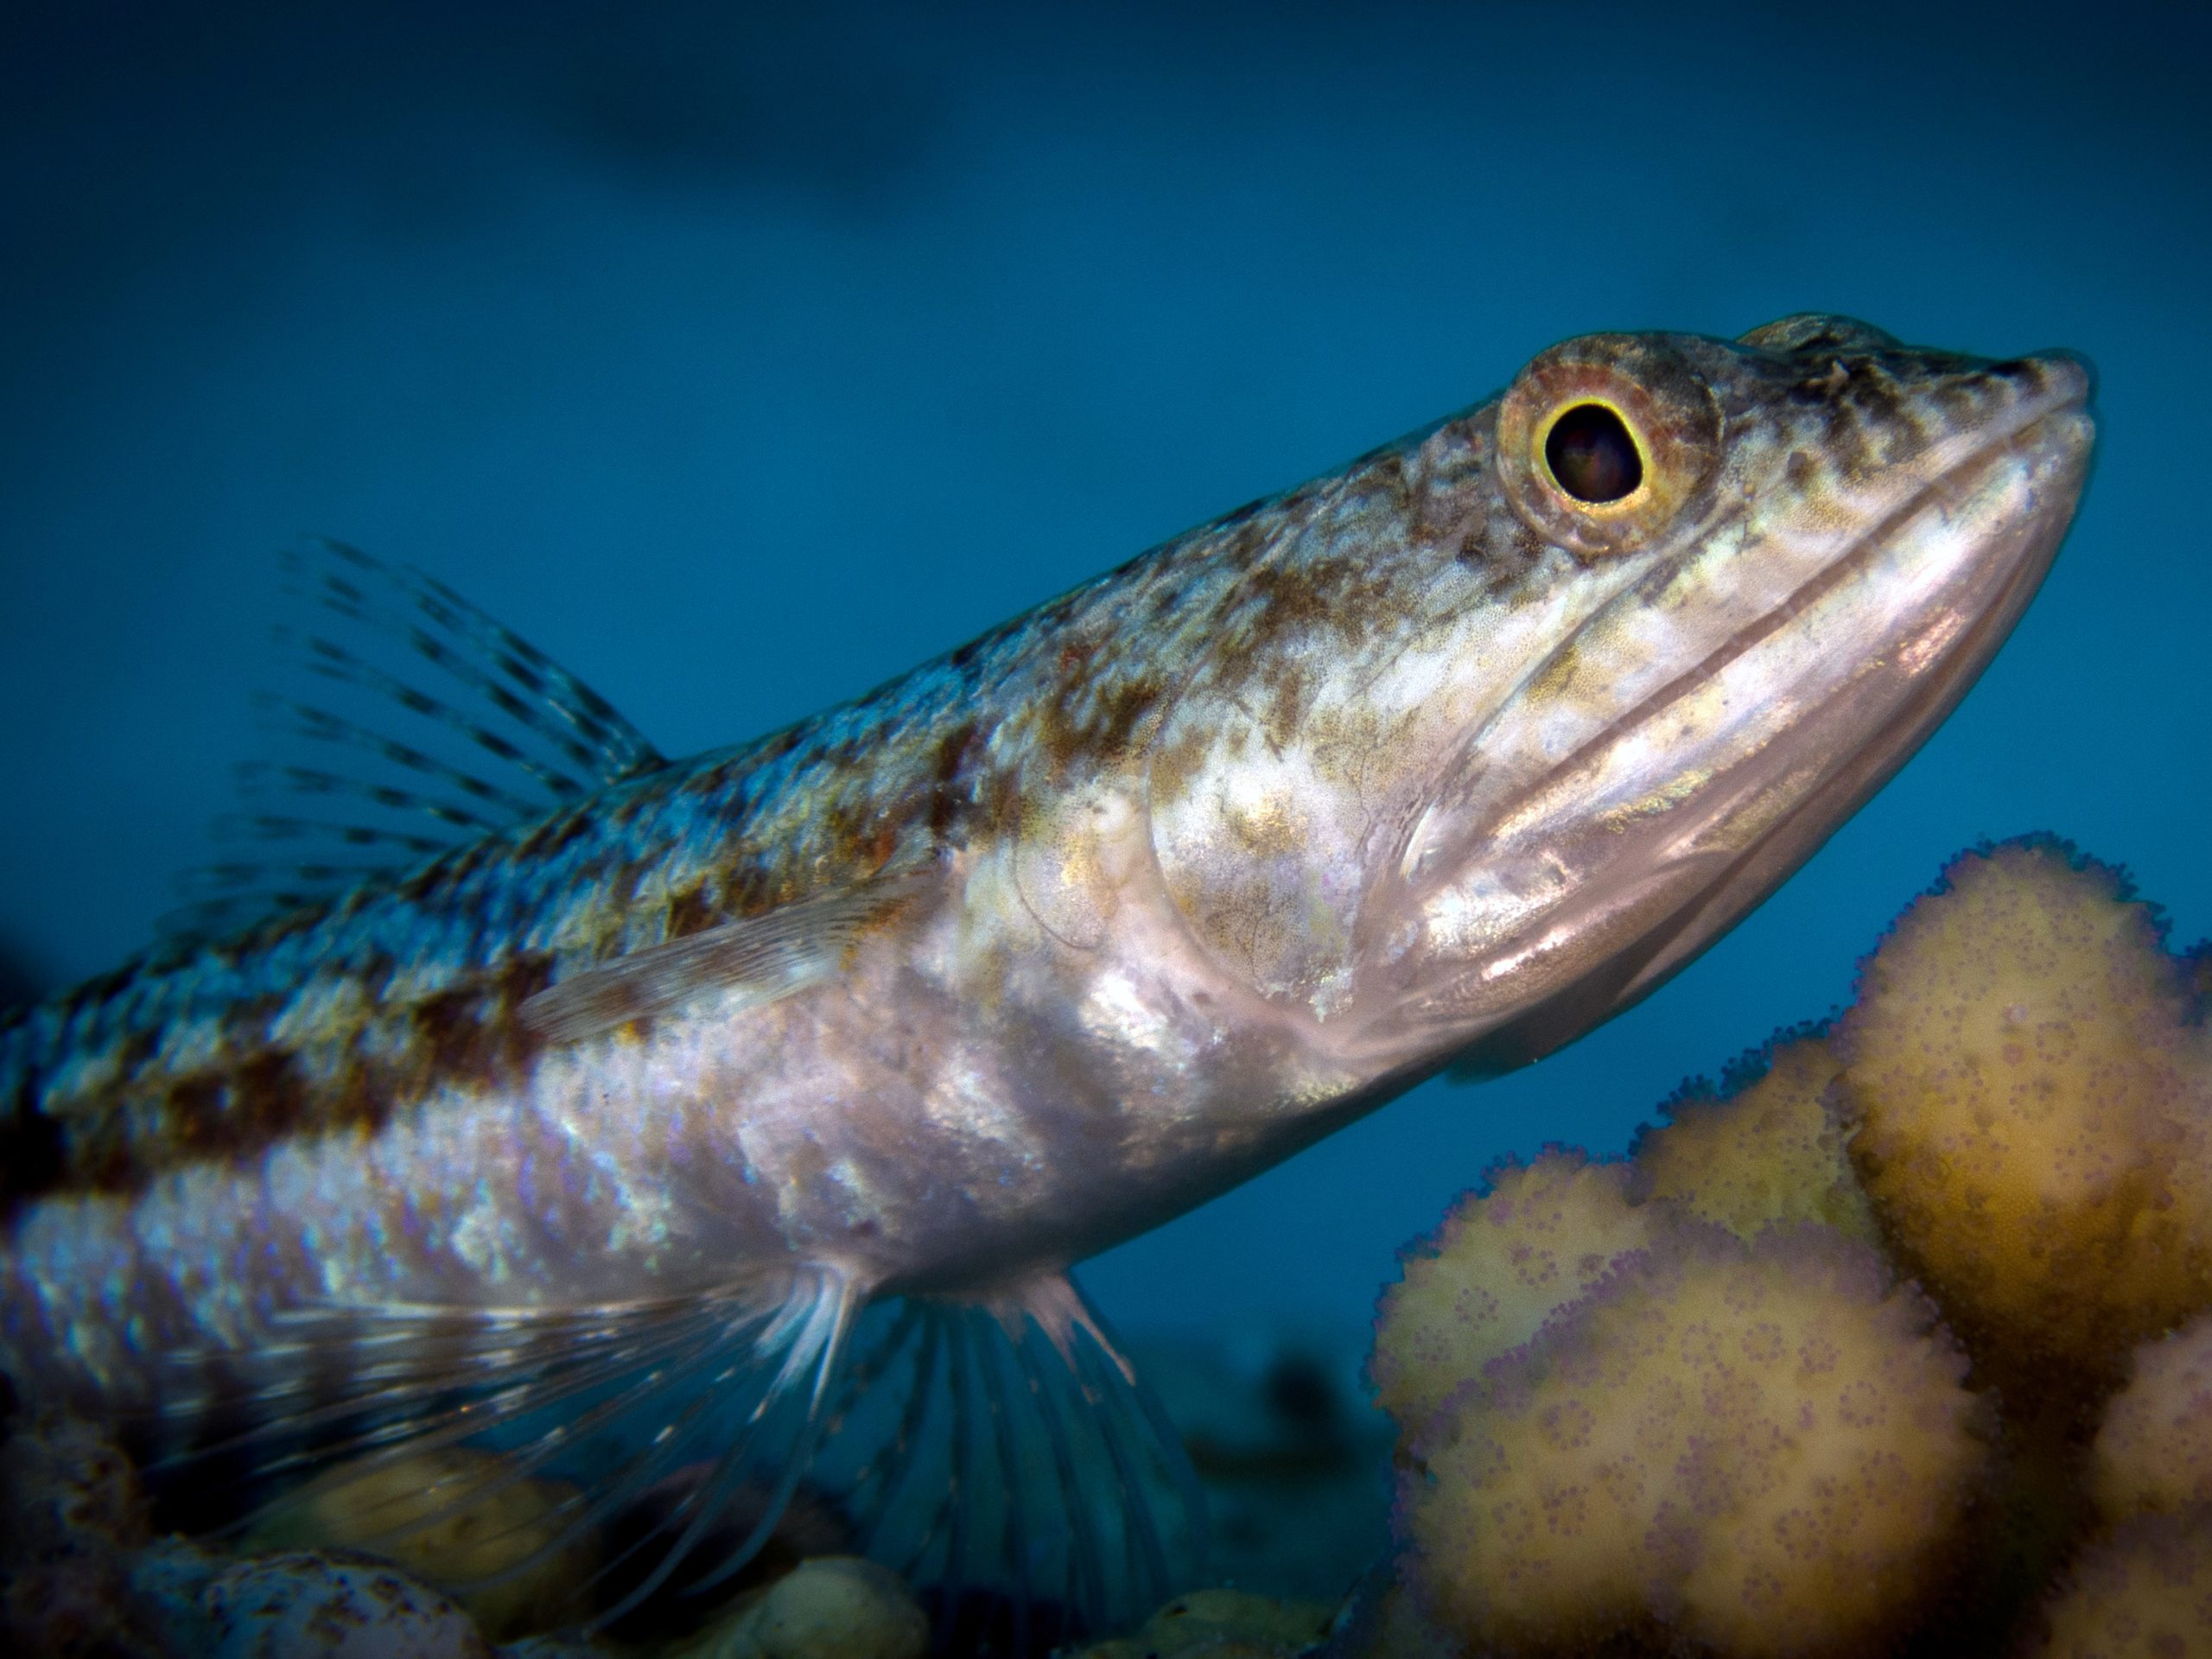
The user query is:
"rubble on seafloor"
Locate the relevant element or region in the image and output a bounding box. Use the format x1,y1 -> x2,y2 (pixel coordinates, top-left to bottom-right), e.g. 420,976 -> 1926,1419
10,834 -> 2212,1658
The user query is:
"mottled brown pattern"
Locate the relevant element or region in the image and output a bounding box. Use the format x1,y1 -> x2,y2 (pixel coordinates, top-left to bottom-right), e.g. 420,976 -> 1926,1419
0,319 -> 2077,1205
663,884 -> 721,941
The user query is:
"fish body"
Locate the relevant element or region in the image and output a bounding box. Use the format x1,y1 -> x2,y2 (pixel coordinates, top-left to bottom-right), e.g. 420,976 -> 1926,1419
0,316 -> 2094,1624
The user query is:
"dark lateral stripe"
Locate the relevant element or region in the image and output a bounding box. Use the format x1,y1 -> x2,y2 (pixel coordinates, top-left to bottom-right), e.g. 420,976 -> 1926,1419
0,1089 -> 67,1218
9,951 -> 558,1205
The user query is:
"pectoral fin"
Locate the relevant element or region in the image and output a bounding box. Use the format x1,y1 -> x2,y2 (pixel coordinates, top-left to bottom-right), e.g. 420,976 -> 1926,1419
817,1271 -> 1206,1646
518,875 -> 927,1044
154,1266 -> 861,1631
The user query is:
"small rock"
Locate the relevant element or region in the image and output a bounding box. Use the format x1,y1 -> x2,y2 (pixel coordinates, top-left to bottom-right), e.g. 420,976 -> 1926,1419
197,1548 -> 495,1658
696,1557 -> 926,1659
0,1412 -> 149,1550
496,1635 -> 615,1658
1066,1586 -> 1337,1657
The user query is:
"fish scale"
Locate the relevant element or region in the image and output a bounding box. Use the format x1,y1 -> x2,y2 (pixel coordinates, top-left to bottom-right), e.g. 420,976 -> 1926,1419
0,316 -> 2095,1637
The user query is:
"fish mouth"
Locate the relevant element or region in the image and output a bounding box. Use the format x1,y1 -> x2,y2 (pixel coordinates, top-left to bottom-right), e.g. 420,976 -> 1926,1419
1378,355 -> 2097,1077
1605,375 -> 2096,975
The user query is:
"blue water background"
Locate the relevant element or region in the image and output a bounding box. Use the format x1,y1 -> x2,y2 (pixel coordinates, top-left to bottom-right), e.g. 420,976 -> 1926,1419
1,2 -> 2203,1347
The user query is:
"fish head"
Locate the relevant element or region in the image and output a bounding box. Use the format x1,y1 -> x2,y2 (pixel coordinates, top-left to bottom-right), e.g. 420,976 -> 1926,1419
1349,315 -> 2095,1075
1140,316 -> 2093,1082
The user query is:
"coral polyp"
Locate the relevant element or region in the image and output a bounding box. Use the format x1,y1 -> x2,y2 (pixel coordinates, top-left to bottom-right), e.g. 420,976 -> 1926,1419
2091,1311 -> 2212,1522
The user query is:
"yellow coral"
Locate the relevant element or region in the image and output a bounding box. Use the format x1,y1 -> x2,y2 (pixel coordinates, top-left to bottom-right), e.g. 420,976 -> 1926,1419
246,1446 -> 596,1640
1632,1030 -> 1879,1246
1402,1225 -> 1985,1657
2028,1509 -> 2212,1657
1836,841 -> 2212,1374
1363,836 -> 2212,1656
1369,1149 -> 1661,1440
2092,1311 -> 2212,1521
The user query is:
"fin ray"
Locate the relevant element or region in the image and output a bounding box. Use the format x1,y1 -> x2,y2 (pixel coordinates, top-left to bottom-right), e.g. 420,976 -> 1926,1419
165,541 -> 665,944
283,627 -> 597,803
154,1267 -> 857,1633
260,694 -> 553,823
151,1267 -> 1192,1643
292,541 -> 664,788
817,1271 -> 1205,1648
519,876 -> 925,1044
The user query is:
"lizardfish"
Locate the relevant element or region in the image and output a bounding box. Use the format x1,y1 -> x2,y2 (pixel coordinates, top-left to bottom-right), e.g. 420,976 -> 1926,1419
0,316 -> 2094,1633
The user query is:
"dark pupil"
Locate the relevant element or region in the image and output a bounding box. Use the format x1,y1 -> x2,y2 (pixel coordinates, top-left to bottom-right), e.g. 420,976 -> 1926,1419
1544,404 -> 1643,503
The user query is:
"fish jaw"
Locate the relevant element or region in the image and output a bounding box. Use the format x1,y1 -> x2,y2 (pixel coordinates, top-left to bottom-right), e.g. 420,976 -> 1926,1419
1338,334 -> 2095,1077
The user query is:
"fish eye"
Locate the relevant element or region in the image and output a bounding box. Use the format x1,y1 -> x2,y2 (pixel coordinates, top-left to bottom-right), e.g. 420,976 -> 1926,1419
1543,403 -> 1644,505
1496,333 -> 1723,559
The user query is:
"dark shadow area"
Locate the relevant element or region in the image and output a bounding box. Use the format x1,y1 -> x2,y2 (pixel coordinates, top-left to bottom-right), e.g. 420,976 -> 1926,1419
524,3 -> 938,200
0,945 -> 44,1014
0,1 -> 942,357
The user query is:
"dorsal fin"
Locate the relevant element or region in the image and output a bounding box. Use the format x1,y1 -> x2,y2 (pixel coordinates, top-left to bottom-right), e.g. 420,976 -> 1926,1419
163,543 -> 667,943
291,542 -> 663,789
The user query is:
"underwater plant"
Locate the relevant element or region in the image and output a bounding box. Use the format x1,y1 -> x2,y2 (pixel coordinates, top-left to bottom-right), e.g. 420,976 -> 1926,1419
1367,836 -> 2212,1657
